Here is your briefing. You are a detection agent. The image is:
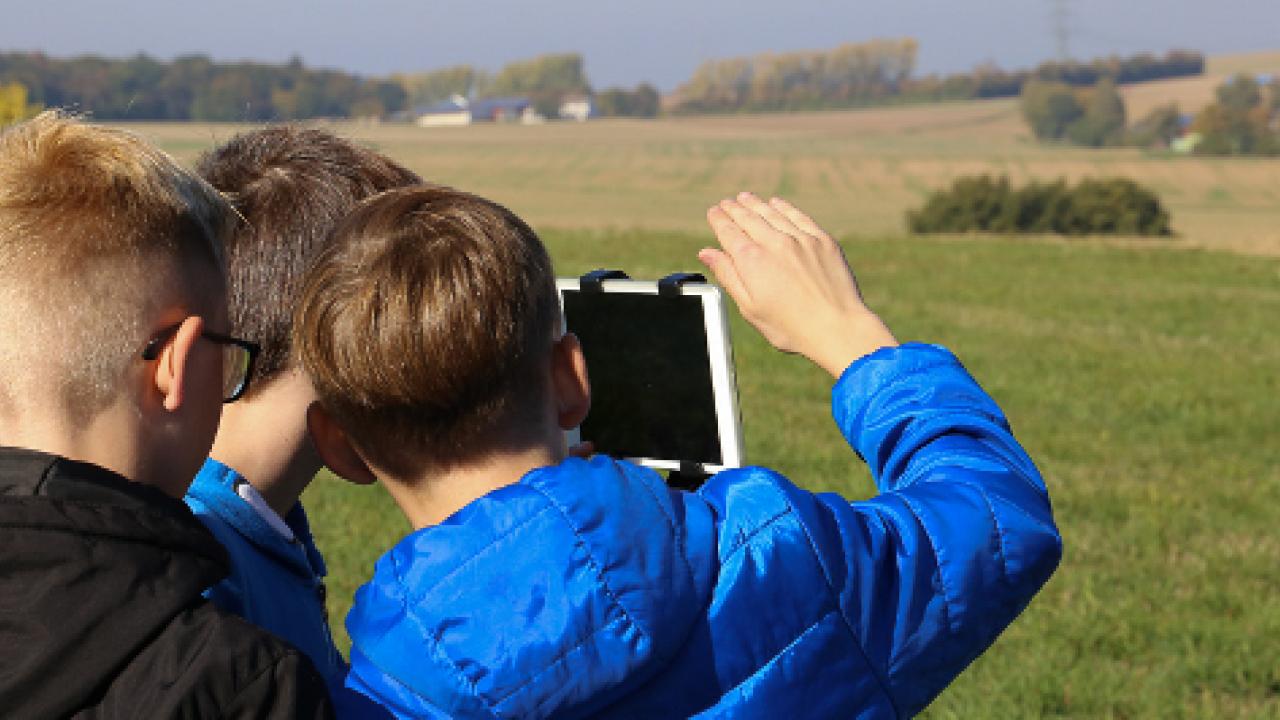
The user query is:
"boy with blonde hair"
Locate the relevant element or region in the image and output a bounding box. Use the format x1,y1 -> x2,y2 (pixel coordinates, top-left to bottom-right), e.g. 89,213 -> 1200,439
0,112 -> 331,718
296,186 -> 1062,718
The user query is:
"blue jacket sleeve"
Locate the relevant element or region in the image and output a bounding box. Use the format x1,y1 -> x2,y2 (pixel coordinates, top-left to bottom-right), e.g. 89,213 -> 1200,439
802,343 -> 1061,716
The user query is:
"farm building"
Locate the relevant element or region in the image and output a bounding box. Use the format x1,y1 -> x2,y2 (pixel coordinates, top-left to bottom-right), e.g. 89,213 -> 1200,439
413,95 -> 471,127
412,96 -> 543,125
470,97 -> 541,123
558,94 -> 594,122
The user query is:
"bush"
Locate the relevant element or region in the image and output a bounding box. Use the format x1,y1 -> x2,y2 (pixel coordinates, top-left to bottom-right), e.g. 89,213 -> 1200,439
1021,80 -> 1084,141
1126,103 -> 1182,148
1021,78 -> 1127,146
907,175 -> 1171,236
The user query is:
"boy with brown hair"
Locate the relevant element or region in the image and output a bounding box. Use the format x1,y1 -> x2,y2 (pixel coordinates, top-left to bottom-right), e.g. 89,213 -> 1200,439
0,112 -> 331,718
183,124 -> 420,713
297,186 -> 1062,718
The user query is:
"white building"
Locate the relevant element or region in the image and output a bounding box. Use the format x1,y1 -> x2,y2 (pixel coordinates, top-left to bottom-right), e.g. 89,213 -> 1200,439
414,94 -> 472,127
558,94 -> 593,122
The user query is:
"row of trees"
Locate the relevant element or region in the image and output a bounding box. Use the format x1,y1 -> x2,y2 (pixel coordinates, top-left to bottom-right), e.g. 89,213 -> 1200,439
0,48 -> 665,123
899,50 -> 1206,105
0,52 -> 406,121
667,45 -> 1204,114
592,84 -> 661,118
0,50 -> 627,122
393,55 -> 662,119
1026,51 -> 1204,87
0,46 -> 1212,123
669,39 -> 919,113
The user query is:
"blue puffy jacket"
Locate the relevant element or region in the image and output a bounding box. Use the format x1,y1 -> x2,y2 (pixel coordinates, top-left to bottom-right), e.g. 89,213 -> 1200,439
187,459 -> 390,718
345,344 -> 1062,718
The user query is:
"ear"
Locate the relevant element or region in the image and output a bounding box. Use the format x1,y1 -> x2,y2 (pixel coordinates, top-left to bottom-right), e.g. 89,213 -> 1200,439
550,332 -> 591,431
153,315 -> 206,412
306,401 -> 378,486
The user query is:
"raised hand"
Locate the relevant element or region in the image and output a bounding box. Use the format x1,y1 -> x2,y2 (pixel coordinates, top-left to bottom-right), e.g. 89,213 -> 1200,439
700,192 -> 898,378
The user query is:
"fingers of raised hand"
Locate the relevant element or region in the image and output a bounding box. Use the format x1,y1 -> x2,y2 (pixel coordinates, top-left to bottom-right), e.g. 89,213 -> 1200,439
736,192 -> 809,239
706,204 -> 756,258
697,247 -> 751,308
719,195 -> 795,247
769,197 -> 830,242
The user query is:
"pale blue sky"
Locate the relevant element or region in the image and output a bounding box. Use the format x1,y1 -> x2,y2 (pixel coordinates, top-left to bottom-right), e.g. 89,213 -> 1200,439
0,0 -> 1276,90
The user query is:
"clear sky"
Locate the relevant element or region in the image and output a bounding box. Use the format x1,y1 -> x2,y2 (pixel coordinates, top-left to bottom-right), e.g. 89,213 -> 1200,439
1,0 -> 1276,90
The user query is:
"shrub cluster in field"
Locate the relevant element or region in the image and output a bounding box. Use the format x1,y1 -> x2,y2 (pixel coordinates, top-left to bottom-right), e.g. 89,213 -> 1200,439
907,175 -> 1172,236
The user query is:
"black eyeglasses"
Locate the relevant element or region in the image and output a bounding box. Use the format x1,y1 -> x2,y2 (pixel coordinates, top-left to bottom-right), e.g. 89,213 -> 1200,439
141,323 -> 260,403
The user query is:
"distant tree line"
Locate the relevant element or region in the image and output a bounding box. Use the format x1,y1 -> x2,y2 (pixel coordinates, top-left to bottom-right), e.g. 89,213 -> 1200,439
0,46 -> 1210,122
668,45 -> 1204,114
901,51 -> 1205,104
484,54 -> 590,118
669,39 -> 919,113
393,65 -> 482,108
394,54 -> 597,118
592,84 -> 660,118
0,52 -> 406,120
395,54 -> 663,119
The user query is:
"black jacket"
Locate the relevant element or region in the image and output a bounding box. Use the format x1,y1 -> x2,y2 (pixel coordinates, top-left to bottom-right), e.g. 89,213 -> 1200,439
0,446 -> 334,719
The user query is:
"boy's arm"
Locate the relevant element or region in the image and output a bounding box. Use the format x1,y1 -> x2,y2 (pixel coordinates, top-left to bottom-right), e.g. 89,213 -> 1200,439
702,195 -> 1062,714
807,342 -> 1060,714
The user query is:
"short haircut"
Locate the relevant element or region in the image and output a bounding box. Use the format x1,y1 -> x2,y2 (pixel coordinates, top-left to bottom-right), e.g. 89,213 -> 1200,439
196,125 -> 421,394
295,186 -> 559,476
0,111 -> 230,419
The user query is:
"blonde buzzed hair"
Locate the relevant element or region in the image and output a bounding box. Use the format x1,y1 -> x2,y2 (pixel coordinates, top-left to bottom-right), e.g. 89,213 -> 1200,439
0,111 -> 231,418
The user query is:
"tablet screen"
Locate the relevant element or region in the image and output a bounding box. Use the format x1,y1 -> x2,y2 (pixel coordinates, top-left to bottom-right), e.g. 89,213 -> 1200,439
562,289 -> 723,466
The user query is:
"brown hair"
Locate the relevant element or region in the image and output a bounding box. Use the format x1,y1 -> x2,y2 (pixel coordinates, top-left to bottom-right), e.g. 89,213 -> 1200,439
0,111 -> 229,418
196,124 -> 420,393
294,186 -> 558,475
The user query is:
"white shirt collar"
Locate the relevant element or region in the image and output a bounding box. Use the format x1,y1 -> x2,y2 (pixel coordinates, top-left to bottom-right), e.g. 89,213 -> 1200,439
234,480 -> 296,542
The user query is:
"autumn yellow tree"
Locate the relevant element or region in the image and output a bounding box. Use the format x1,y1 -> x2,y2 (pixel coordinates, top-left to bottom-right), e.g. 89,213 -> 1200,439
0,82 -> 39,125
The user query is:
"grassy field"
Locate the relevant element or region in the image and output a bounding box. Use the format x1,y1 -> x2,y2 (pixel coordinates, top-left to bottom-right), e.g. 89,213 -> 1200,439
300,231 -> 1280,718
123,52 -> 1280,717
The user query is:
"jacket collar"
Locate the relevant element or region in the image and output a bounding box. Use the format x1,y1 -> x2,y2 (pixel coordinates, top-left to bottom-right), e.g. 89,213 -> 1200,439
0,444 -> 135,498
187,457 -> 327,580
0,445 -> 227,567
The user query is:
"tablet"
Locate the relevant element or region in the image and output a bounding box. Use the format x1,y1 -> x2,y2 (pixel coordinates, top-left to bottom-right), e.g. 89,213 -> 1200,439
557,273 -> 744,475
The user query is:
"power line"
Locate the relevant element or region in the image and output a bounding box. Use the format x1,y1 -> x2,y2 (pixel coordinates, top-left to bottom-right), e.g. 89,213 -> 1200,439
1051,0 -> 1072,62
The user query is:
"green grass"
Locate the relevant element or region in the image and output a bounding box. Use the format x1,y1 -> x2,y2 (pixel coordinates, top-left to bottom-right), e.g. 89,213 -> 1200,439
303,229 -> 1280,718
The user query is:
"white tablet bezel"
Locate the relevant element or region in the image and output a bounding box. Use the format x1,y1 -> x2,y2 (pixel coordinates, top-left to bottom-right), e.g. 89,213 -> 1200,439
557,277 -> 745,473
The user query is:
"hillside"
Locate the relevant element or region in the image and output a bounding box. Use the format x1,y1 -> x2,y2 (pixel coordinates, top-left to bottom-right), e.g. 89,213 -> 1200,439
1122,49 -> 1280,117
